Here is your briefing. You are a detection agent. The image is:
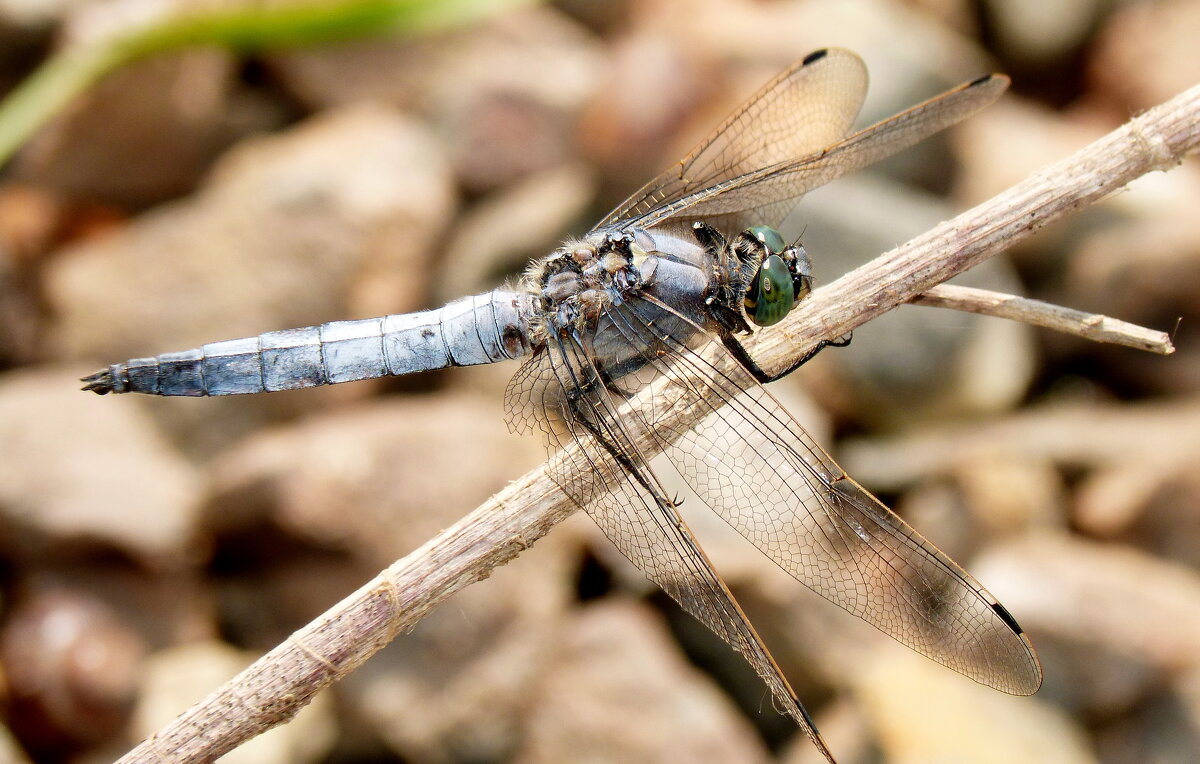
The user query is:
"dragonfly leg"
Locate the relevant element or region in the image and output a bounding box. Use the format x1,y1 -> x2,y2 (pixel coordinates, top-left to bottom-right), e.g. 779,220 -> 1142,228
563,357 -> 635,404
691,220 -> 726,253
565,391 -> 674,505
707,299 -> 753,335
597,371 -> 634,402
691,221 -> 755,335
722,332 -> 852,384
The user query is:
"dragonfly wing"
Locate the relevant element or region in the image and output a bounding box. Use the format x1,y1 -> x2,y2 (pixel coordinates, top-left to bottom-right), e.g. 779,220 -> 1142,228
504,332 -> 835,762
601,296 -> 1043,695
631,72 -> 1009,234
594,48 -> 867,233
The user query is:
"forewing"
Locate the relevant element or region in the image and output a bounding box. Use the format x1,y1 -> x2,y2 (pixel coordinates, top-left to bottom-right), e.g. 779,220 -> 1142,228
594,48 -> 867,232
601,297 -> 1043,696
504,334 -> 835,761
630,72 -> 1009,234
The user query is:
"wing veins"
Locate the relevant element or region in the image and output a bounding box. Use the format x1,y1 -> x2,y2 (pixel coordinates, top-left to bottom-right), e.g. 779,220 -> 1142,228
603,297 -> 1040,694
529,330 -> 834,757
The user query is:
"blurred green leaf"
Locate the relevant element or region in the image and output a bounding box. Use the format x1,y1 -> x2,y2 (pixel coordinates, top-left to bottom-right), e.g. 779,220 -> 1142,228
0,0 -> 540,167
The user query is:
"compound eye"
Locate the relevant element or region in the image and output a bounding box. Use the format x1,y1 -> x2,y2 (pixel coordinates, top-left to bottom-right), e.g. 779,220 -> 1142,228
744,254 -> 795,326
747,225 -> 787,255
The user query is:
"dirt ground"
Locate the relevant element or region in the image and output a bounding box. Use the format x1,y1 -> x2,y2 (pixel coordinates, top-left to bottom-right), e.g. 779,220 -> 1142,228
1,1 -> 1198,762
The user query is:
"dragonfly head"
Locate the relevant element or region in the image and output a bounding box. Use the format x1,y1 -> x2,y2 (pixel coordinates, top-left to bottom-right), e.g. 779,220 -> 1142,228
741,225 -> 813,327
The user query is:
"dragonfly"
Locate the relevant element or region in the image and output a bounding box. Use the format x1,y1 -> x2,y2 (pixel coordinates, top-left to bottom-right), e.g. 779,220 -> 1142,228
83,48 -> 1042,761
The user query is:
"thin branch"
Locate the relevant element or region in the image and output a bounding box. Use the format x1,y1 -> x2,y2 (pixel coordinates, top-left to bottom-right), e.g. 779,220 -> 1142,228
911,284 -> 1175,355
116,82 -> 1200,762
744,83 -> 1197,377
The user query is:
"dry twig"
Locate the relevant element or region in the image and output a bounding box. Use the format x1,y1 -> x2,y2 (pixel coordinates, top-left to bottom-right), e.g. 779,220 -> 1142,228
117,82 -> 1200,763
911,284 -> 1175,355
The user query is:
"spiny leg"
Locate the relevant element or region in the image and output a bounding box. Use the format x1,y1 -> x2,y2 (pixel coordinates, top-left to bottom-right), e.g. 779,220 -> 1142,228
722,332 -> 852,384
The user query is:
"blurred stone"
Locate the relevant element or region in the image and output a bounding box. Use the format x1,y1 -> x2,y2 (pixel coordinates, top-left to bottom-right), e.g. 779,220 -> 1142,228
1070,398 -> 1200,536
625,0 -> 989,89
952,93 -> 1105,201
210,534 -> 378,653
0,183 -> 65,262
0,0 -> 80,27
200,388 -> 549,656
0,724 -> 32,764
954,454 -> 1067,536
1074,459 -> 1175,538
0,242 -> 38,368
516,600 -> 771,763
853,642 -> 1095,764
848,396 -> 1199,539
9,0 -> 295,206
1128,470 -> 1200,571
1094,683 -> 1200,764
954,95 -> 1112,278
1061,168 -> 1200,399
841,398 -> 1200,503
435,162 -> 596,305
1176,666 -> 1200,752
577,28 -> 711,200
589,0 -> 994,216
59,0 -> 185,46
798,175 -> 1036,428
34,556 -> 214,649
0,183 -> 132,367
46,103 -> 454,365
270,6 -> 605,193
1090,0 -> 1200,113
1,585 -> 145,757
1040,636 -> 1157,720
348,516 -> 582,763
205,392 -> 543,565
0,184 -> 67,367
983,0 -> 1100,64
895,482 -> 981,565
132,641 -> 336,764
1063,165 -> 1200,313
15,49 -> 241,207
0,366 -> 202,563
902,0 -> 978,36
43,104 -> 455,449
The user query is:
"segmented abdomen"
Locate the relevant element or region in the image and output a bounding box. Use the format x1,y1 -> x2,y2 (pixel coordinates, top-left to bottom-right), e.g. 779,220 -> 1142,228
82,290 -> 534,396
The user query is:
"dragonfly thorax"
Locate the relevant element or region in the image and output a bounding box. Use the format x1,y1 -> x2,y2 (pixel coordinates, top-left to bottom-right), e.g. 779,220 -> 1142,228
522,235 -> 644,345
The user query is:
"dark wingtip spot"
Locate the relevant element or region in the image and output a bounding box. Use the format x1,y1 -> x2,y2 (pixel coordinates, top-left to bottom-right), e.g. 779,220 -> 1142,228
802,49 -> 828,66
991,601 -> 1025,635
969,73 -> 993,87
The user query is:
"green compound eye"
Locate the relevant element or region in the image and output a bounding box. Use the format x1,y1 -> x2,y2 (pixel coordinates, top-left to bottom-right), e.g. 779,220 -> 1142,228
747,225 -> 787,255
745,254 -> 795,326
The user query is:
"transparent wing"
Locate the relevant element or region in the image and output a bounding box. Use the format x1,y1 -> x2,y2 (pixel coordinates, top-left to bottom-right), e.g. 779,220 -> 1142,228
595,296 -> 1043,695
599,57 -> 1007,236
593,48 -> 867,233
504,332 -> 835,762
633,73 -> 1008,232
